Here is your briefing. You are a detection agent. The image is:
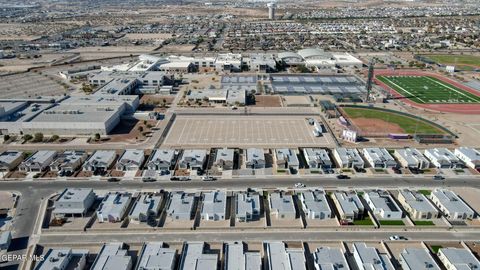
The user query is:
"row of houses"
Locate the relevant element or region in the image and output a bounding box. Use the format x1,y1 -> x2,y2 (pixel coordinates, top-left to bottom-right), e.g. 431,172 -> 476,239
35,241 -> 480,270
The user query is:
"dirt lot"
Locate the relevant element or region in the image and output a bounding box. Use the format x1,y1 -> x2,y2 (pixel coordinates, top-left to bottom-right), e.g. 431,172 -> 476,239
350,118 -> 405,134
89,119 -> 157,144
251,95 -> 283,107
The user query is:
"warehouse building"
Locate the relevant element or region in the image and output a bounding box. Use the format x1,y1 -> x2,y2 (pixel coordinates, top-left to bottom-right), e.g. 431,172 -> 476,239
297,48 -> 336,70
178,149 -> 207,171
438,248 -> 480,270
269,192 -> 296,220
299,189 -> 332,220
394,148 -> 430,169
129,193 -> 162,224
201,190 -> 227,221
116,149 -> 145,171
236,192 -> 261,222
429,189 -> 475,221
332,191 -> 365,221
179,242 -> 218,270
53,188 -> 96,218
18,150 -> 57,172
96,192 -> 132,223
352,242 -> 395,270
213,148 -> 235,171
275,148 -> 300,171
35,248 -> 89,270
136,242 -> 176,270
166,192 -> 195,221
49,150 -> 88,176
424,148 -> 462,169
146,149 -> 177,172
265,241 -> 306,270
364,190 -> 403,220
397,190 -> 439,220
215,53 -> 243,72
0,150 -> 23,171
245,148 -> 265,169
312,246 -> 350,270
399,248 -> 440,270
83,150 -> 117,175
224,241 -> 261,270
454,147 -> 480,169
91,242 -> 132,270
277,52 -> 304,66
247,53 -> 277,73
303,148 -> 332,169
333,148 -> 365,169
362,148 -> 397,168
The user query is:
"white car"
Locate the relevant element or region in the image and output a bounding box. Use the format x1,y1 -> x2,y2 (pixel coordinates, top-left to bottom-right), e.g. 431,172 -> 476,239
294,183 -> 306,188
389,235 -> 407,241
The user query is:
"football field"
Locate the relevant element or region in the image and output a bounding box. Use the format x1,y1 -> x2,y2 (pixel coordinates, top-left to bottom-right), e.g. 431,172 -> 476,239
377,75 -> 480,104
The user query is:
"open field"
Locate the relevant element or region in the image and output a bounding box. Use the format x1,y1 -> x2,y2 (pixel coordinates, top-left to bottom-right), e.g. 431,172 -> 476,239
163,115 -> 334,148
342,107 -> 445,135
377,75 -> 480,104
420,54 -> 480,68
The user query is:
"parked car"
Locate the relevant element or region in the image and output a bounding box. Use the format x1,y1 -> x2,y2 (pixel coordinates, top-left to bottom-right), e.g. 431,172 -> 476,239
337,174 -> 350,179
142,177 -> 156,182
433,175 -> 445,180
202,176 -> 217,181
107,177 -> 120,182
294,182 -> 306,188
389,235 -> 407,241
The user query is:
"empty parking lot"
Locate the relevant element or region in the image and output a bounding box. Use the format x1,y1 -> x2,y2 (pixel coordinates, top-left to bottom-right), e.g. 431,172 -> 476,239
163,115 -> 334,148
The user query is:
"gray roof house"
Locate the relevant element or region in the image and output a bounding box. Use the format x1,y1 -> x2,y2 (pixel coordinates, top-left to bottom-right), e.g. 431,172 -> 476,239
116,149 -> 145,171
429,189 -> 475,220
35,248 -> 89,270
129,193 -> 162,224
269,192 -> 296,220
166,192 -> 195,221
49,150 -> 88,175
96,192 -> 132,223
213,148 -> 235,171
364,190 -> 403,220
201,190 -> 227,221
53,188 -> 96,218
399,248 -> 440,270
224,241 -> 261,270
362,148 -> 397,169
299,189 -> 332,220
245,148 -> 265,169
0,151 -> 23,171
275,149 -> 300,170
331,191 -> 365,221
136,242 -> 176,270
18,150 -> 57,172
454,147 -> 480,169
333,148 -> 365,169
303,148 -> 333,169
437,248 -> 480,270
394,148 -> 430,169
236,192 -> 261,222
424,148 -> 462,169
313,246 -> 350,270
83,150 -> 117,172
352,242 -> 395,270
397,190 -> 439,220
91,242 -> 132,270
265,241 -> 306,270
179,241 -> 218,270
146,149 -> 176,171
178,149 -> 207,171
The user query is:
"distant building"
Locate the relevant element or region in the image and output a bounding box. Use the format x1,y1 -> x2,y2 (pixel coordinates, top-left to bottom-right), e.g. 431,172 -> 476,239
275,148 -> 299,171
179,242 -> 218,270
247,53 -> 277,73
116,149 -> 145,171
201,190 -> 227,221
224,241 -> 261,270
299,189 -> 332,220
91,242 -> 132,270
312,246 -> 350,270
83,150 -> 117,174
277,52 -> 304,66
333,148 -> 365,169
215,53 -> 242,72
49,150 -> 88,176
331,191 -> 365,221
96,192 -> 132,223
352,242 -> 395,270
146,149 -> 176,171
265,241 -> 306,270
364,190 -> 402,220
129,194 -> 162,224
18,150 -> 57,172
397,190 -> 439,220
424,148 -> 462,169
35,248 -> 89,270
303,148 -> 332,169
53,188 -> 96,218
437,248 -> 480,270
214,148 -> 235,171
245,148 -> 265,169
0,151 -> 23,171
454,147 -> 480,169
394,148 -> 430,169
236,192 -> 261,222
178,149 -> 207,171
362,148 -> 397,168
137,242 -> 176,270
399,248 -> 440,270
166,192 -> 195,220
429,189 -> 475,220
269,192 -> 296,220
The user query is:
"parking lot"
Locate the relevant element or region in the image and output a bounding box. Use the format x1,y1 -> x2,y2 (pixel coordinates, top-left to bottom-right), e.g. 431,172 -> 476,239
163,115 -> 334,148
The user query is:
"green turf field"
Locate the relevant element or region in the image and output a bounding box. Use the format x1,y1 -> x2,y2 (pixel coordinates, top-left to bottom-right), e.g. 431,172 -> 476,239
377,75 -> 480,104
421,54 -> 480,67
342,107 -> 446,134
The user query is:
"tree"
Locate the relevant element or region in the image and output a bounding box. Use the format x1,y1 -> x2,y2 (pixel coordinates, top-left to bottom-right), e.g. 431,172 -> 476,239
33,133 -> 44,142
3,134 -> 10,141
23,134 -> 33,142
138,126 -> 144,132
51,135 -> 59,142
94,133 -> 101,141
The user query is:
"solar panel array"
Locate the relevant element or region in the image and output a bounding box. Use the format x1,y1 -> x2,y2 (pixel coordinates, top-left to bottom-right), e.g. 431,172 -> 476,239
271,75 -> 366,95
